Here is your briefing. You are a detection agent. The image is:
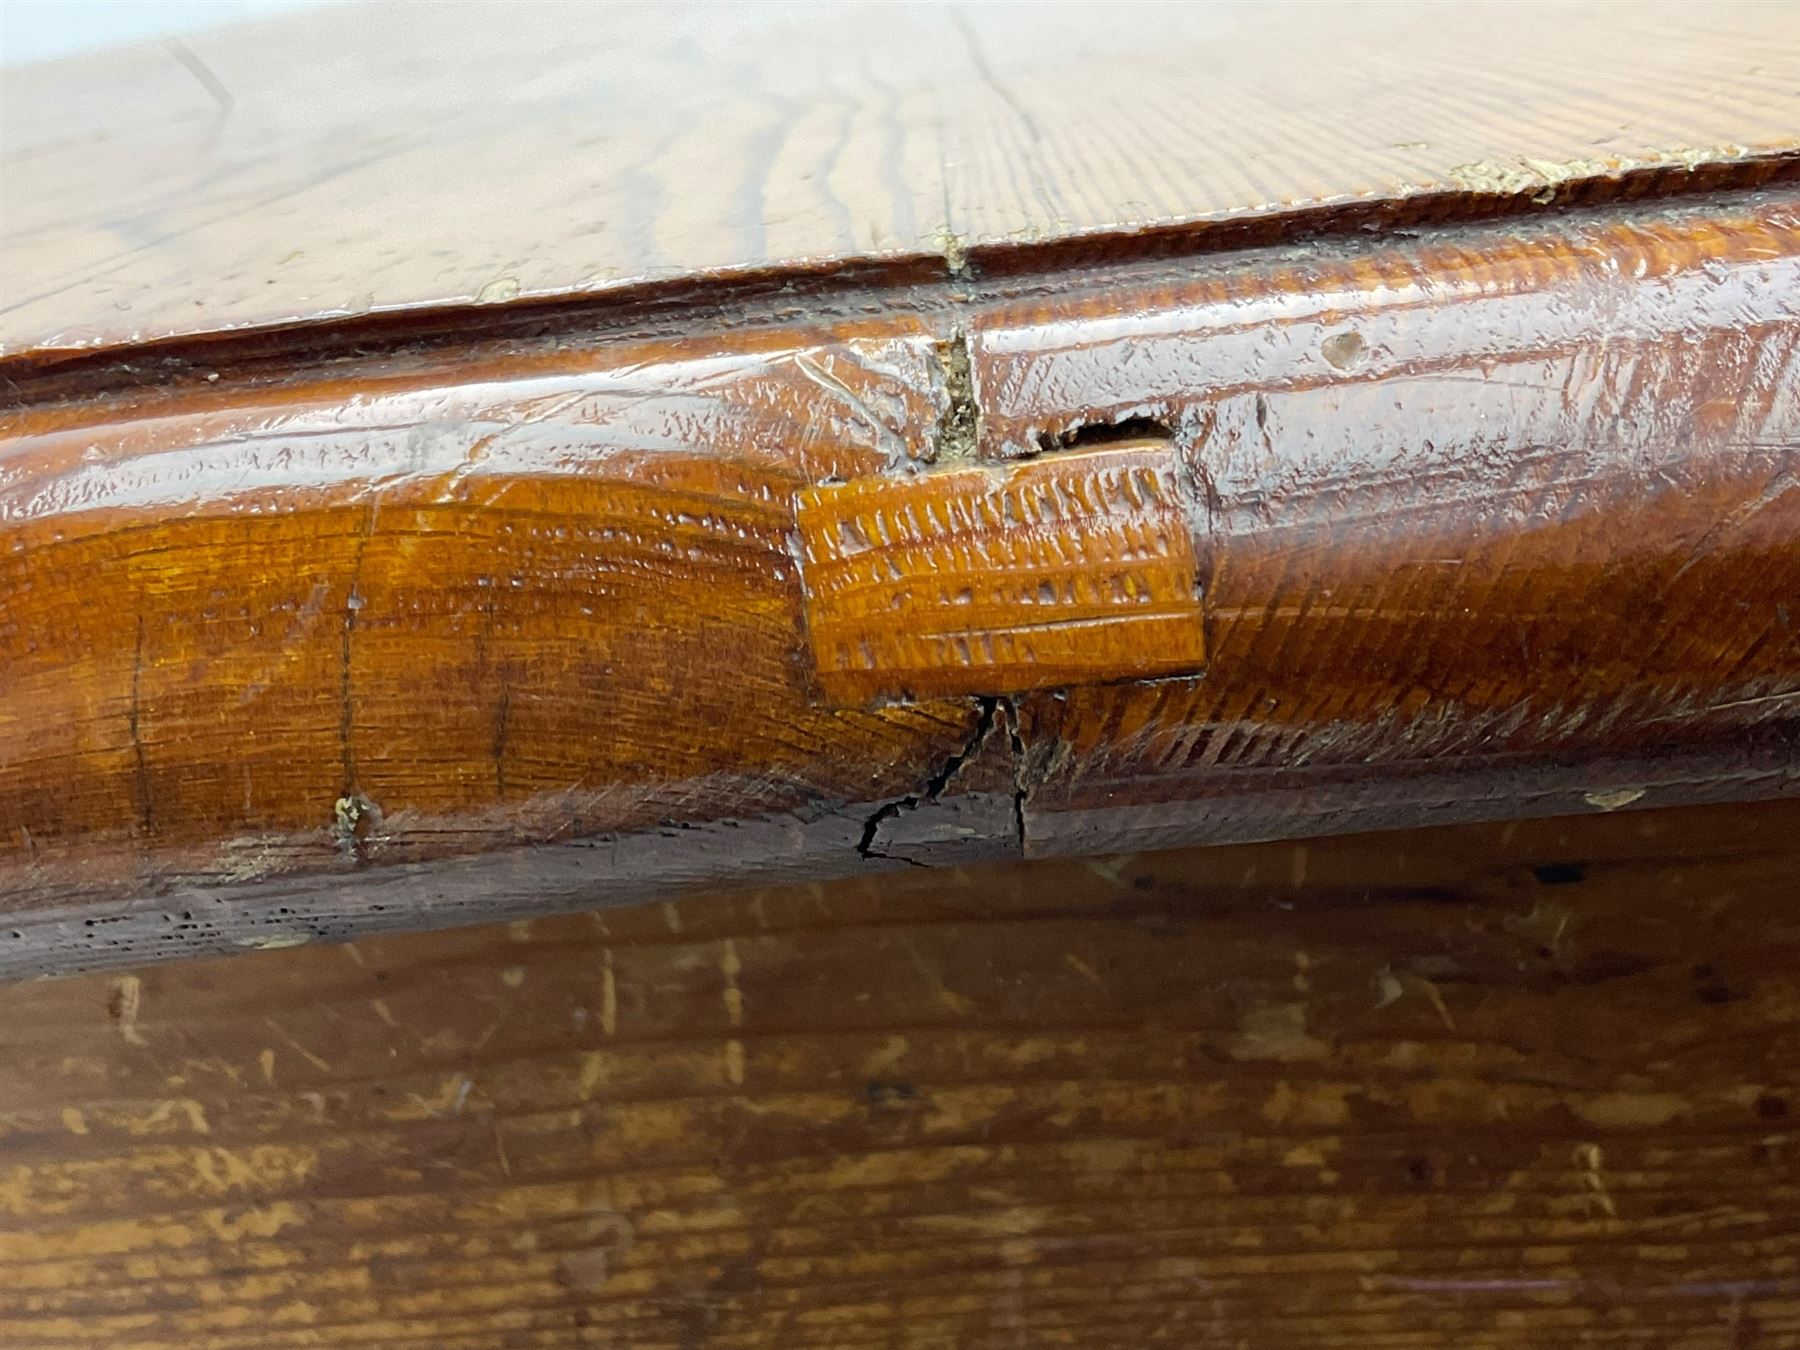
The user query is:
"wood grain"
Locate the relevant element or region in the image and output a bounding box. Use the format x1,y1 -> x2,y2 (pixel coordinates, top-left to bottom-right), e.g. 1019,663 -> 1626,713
3,189 -> 1800,976
1,797 -> 1798,1347
987,195 -> 1800,856
796,443 -> 1206,705
5,1 -> 1800,361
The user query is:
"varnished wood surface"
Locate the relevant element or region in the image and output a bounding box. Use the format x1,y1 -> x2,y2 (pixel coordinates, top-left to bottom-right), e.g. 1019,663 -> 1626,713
3,188 -> 1800,976
5,1 -> 1800,360
2,797 -> 1799,1347
796,443 -> 1208,704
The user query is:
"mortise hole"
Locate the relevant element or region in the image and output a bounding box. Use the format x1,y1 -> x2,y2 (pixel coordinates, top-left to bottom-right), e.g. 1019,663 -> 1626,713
1037,416 -> 1173,454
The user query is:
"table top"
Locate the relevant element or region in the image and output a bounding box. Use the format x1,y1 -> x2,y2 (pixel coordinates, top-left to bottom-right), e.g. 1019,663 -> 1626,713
5,0 -> 1798,360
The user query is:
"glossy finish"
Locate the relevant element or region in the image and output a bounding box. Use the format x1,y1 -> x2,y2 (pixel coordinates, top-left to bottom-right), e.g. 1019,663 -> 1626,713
6,2 -> 1800,360
991,196 -> 1800,853
3,190 -> 1800,976
797,444 -> 1206,704
2,797 -> 1799,1346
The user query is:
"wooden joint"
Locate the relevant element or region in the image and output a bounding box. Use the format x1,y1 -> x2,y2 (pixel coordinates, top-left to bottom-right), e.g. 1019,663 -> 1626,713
795,441 -> 1207,706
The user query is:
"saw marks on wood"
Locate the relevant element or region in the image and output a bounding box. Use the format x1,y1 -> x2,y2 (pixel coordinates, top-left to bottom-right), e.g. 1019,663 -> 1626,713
797,443 -> 1206,704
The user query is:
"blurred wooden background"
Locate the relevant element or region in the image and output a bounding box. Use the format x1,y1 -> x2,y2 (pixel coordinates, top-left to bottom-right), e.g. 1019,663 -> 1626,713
1,797 -> 1796,1347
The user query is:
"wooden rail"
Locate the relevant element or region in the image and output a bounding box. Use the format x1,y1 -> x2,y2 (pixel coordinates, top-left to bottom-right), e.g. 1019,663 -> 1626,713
3,191 -> 1800,975
5,0 -> 1800,977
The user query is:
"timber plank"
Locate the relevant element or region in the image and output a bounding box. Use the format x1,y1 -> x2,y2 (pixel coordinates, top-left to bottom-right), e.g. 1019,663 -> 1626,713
0,799 -> 1795,1346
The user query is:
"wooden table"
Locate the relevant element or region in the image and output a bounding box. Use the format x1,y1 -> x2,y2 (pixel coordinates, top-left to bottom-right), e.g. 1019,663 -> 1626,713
4,2 -> 1800,1343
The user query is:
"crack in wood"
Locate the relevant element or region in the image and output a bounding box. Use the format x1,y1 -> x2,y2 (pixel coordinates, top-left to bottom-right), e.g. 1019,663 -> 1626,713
857,696 -> 1004,865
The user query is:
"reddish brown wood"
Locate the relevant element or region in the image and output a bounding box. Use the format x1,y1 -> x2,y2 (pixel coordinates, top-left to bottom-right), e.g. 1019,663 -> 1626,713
797,443 -> 1207,704
6,5 -> 1800,1343
1,189 -> 1798,975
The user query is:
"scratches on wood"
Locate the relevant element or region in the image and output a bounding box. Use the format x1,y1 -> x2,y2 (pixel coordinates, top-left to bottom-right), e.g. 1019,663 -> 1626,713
107,975 -> 144,1047
0,799 -> 1795,1343
4,185 -> 1800,976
